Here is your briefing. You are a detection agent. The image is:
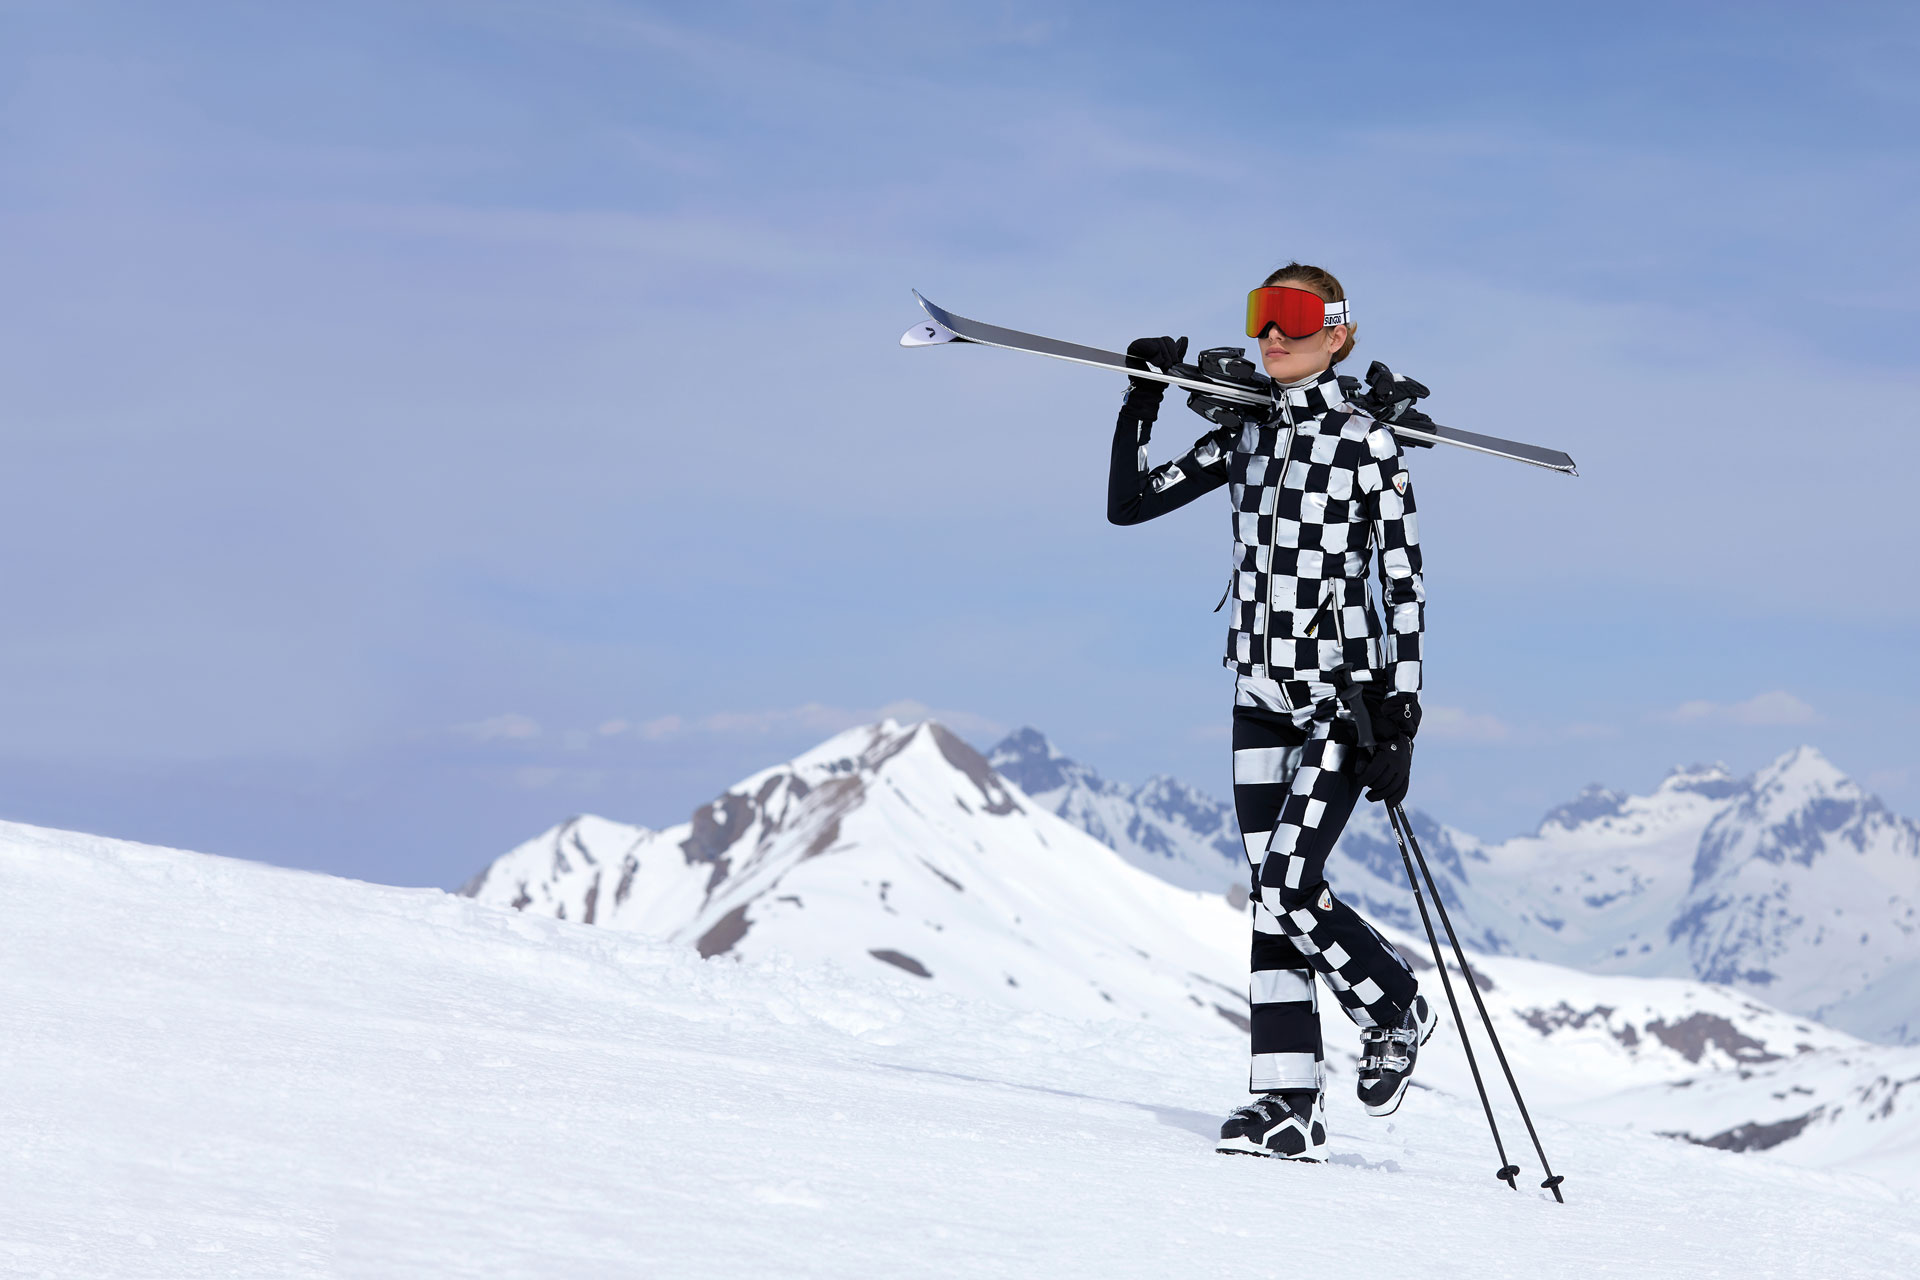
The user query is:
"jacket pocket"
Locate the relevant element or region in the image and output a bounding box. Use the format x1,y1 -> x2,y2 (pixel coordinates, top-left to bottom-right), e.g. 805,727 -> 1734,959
1300,580 -> 1337,641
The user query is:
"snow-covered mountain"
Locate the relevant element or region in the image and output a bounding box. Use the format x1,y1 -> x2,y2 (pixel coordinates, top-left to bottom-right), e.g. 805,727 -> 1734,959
1674,748 -> 1920,1040
987,726 -> 1496,951
990,728 -> 1920,1045
1464,748 -> 1920,1044
983,727 -> 1244,893
460,718 -> 1920,1181
462,719 -> 1251,1039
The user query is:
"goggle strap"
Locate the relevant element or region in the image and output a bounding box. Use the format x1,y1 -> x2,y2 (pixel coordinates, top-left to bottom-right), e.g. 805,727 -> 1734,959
1323,300 -> 1351,327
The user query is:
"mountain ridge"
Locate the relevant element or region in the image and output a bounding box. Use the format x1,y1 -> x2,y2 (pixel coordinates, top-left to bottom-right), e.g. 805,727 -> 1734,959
988,728 -> 1920,1045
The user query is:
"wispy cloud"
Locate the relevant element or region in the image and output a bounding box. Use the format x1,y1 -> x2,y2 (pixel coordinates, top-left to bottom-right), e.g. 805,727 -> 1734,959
454,713 -> 542,742
1420,706 -> 1514,743
451,703 -> 1003,751
1659,691 -> 1818,727
624,701 -> 1003,746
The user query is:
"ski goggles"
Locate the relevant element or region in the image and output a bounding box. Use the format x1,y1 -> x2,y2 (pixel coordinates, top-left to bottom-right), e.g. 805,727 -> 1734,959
1245,286 -> 1351,340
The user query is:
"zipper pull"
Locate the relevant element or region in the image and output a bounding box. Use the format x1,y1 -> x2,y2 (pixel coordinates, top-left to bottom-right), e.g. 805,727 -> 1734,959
1303,582 -> 1336,637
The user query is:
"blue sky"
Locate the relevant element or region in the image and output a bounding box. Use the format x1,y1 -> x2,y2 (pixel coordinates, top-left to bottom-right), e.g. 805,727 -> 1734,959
2,0 -> 1915,887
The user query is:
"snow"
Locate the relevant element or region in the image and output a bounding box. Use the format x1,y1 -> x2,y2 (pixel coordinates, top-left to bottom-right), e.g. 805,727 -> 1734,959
465,719 -> 1920,1187
5,818 -> 1919,1278
992,727 -> 1920,1045
466,721 -> 1255,1040
988,727 -> 1245,894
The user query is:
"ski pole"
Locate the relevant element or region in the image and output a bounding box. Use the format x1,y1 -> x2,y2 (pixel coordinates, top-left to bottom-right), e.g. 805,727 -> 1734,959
1382,805 -> 1521,1192
1389,804 -> 1568,1204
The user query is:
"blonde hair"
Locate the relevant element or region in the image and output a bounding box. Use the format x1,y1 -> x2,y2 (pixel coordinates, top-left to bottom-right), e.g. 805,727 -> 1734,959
1262,262 -> 1356,365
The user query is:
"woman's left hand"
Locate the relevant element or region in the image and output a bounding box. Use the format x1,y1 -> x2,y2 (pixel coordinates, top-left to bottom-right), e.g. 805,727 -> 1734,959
1358,738 -> 1412,808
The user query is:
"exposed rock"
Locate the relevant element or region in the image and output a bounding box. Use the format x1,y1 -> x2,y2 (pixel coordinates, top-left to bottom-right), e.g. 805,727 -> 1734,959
1646,1013 -> 1780,1065
869,949 -> 931,978
697,905 -> 752,958
1671,1112 -> 1819,1153
930,723 -> 1022,817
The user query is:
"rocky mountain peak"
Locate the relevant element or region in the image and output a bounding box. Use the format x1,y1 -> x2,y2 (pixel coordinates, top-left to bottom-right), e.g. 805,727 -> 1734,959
462,717 -> 1253,1033
1690,746 -> 1908,886
1539,783 -> 1630,833
1657,763 -> 1743,800
1746,746 -> 1853,811
987,727 -> 1113,800
1134,775 -> 1233,837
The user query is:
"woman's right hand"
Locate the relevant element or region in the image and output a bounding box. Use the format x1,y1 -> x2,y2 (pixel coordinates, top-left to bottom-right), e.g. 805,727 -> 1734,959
1126,336 -> 1188,396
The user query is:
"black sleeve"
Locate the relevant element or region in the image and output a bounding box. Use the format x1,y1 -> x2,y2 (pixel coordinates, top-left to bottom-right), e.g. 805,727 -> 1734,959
1106,398 -> 1231,526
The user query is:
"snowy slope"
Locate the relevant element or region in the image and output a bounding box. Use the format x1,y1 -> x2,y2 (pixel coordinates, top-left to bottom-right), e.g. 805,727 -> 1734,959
460,719 -> 1920,1182
5,819 -> 1919,1278
985,726 -> 1246,893
1573,1042 -> 1920,1192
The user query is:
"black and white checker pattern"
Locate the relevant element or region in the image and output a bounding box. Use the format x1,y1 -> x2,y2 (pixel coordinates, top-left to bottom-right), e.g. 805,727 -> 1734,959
1220,370 -> 1425,708
1233,698 -> 1417,1088
1108,369 -> 1424,710
1104,363 -> 1426,1089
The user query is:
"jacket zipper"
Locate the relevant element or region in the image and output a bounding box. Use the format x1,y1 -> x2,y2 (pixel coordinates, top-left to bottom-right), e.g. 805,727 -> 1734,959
1264,408 -> 1301,659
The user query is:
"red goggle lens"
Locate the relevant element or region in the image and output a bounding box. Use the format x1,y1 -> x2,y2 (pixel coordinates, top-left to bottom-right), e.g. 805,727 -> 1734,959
1245,286 -> 1343,340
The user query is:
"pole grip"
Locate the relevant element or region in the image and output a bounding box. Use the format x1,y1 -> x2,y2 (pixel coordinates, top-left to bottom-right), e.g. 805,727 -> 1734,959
1327,665 -> 1375,749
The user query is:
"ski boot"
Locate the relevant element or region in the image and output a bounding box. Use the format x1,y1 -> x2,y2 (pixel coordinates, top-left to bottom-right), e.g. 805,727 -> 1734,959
1215,1090 -> 1326,1160
1357,993 -> 1437,1117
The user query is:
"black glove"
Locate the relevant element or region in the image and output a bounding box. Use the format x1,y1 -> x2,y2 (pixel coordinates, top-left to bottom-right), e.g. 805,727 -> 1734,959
1364,690 -> 1422,742
1125,335 -> 1188,408
1346,361 -> 1436,449
1357,737 -> 1412,808
1355,689 -> 1417,805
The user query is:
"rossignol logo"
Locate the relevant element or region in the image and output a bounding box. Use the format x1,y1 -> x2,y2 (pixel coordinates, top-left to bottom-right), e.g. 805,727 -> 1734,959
1393,473 -> 1410,495
1318,886 -> 1333,911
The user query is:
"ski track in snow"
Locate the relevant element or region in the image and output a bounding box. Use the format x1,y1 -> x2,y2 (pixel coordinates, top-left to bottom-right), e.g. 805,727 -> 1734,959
5,822 -> 1918,1278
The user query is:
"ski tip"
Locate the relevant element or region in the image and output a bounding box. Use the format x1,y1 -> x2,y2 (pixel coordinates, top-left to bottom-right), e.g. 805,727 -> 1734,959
900,318 -> 960,348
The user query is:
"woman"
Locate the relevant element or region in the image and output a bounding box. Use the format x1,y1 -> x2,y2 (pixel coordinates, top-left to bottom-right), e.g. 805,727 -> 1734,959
1107,263 -> 1433,1161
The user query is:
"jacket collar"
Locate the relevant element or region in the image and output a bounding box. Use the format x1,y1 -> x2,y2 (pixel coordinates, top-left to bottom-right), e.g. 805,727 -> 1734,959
1272,368 -> 1342,424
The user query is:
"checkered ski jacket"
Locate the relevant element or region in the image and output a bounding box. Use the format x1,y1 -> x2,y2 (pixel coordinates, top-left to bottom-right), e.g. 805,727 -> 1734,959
1107,368 -> 1425,711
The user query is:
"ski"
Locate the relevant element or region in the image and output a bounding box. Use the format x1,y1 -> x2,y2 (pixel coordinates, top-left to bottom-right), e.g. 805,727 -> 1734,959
901,291 -> 1578,475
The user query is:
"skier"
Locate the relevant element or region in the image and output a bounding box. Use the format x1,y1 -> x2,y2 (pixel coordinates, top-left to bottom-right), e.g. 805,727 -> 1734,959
1107,264 -> 1435,1160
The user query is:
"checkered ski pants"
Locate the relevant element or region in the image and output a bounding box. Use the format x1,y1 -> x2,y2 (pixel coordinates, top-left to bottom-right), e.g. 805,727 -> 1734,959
1232,700 -> 1418,1093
